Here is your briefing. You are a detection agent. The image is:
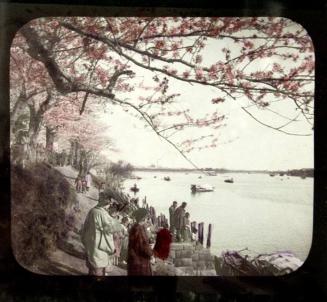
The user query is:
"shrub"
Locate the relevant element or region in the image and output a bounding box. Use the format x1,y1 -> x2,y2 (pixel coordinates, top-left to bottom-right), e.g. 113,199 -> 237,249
11,163 -> 77,267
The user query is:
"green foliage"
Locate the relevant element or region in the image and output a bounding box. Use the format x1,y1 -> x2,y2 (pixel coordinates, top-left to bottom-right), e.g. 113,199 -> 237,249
105,160 -> 134,179
11,163 -> 78,267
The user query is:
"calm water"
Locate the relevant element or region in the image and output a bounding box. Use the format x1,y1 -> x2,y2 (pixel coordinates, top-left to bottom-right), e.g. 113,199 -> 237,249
124,172 -> 313,261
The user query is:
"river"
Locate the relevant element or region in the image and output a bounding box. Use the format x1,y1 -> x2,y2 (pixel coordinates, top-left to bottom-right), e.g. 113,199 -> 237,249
123,171 -> 313,261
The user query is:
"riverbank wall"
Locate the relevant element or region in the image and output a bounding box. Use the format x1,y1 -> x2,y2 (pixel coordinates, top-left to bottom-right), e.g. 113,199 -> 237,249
165,242 -> 216,276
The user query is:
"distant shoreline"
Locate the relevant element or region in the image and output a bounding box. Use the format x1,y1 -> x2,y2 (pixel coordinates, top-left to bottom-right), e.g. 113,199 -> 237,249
133,167 -> 314,177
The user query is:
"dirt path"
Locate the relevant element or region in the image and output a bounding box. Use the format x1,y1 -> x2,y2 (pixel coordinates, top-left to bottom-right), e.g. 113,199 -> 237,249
35,165 -> 127,276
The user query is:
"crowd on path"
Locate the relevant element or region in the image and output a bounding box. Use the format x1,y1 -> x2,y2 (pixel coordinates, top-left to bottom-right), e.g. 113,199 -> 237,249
80,182 -> 198,277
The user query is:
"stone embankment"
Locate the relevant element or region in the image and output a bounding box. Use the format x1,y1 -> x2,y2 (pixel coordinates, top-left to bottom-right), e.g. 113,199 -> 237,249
153,242 -> 216,276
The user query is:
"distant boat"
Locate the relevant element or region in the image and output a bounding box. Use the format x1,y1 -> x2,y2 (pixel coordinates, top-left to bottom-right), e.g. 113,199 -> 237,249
301,175 -> 306,179
269,173 -> 275,177
224,178 -> 234,183
163,176 -> 171,181
206,171 -> 217,176
130,185 -> 139,193
198,176 -> 202,179
279,173 -> 284,176
191,184 -> 214,193
154,176 -> 157,178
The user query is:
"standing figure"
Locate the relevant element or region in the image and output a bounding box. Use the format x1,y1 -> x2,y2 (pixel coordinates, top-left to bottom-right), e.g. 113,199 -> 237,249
81,176 -> 87,193
98,182 -> 105,194
75,176 -> 82,193
111,206 -> 124,266
119,216 -> 130,264
182,212 -> 192,242
174,202 -> 187,242
168,201 -> 178,235
128,208 -> 153,276
85,172 -> 92,191
81,197 -> 123,276
153,223 -> 172,261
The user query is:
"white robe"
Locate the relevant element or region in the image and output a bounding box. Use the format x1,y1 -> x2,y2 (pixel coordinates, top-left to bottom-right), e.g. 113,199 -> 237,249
81,206 -> 123,268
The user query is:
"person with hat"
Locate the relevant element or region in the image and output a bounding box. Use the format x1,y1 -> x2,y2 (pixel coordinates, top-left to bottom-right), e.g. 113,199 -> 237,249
81,194 -> 123,276
127,208 -> 153,276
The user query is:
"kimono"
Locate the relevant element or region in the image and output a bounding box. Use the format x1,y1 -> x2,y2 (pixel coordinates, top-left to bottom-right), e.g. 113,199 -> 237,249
127,223 -> 153,276
113,225 -> 128,257
174,206 -> 186,230
119,225 -> 129,262
169,205 -> 176,230
182,217 -> 192,242
153,228 -> 172,260
81,206 -> 123,269
173,206 -> 186,242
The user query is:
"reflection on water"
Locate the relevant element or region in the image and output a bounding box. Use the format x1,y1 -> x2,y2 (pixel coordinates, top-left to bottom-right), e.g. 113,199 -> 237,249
124,172 -> 313,261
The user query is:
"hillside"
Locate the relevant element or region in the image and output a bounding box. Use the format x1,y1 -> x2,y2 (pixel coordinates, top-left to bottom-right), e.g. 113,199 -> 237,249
12,163 -> 126,276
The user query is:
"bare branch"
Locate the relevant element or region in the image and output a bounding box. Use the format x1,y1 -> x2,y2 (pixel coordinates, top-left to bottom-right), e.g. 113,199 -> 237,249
241,107 -> 311,136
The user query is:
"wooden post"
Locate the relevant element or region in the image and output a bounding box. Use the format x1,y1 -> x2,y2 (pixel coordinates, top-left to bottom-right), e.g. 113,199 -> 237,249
198,222 -> 204,245
149,206 -> 156,225
206,224 -> 212,249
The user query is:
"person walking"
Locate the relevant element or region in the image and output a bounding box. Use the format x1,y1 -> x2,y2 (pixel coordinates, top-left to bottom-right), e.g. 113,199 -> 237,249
81,176 -> 87,193
127,208 -> 153,276
174,202 -> 187,242
81,197 -> 123,276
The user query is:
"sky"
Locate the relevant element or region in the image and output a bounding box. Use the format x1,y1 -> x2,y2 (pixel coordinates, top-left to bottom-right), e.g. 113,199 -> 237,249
98,99 -> 313,171
91,18 -> 314,171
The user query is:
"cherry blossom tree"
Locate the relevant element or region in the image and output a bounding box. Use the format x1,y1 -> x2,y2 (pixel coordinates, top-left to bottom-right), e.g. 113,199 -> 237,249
10,36 -> 56,162
43,93 -> 113,173
11,17 -> 314,169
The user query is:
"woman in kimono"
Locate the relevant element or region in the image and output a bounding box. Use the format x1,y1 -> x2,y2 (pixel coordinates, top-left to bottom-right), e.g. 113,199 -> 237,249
81,198 -> 123,276
127,208 -> 153,276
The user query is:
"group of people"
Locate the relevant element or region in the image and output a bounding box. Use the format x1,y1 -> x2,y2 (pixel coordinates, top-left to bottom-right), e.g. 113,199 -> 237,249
81,192 -> 173,276
75,172 -> 92,193
169,201 -> 194,242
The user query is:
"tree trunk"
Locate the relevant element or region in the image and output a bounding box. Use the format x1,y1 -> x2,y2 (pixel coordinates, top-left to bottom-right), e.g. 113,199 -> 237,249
10,96 -> 27,143
73,141 -> 80,170
68,140 -> 74,166
28,108 -> 42,163
46,127 -> 56,151
79,149 -> 87,176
